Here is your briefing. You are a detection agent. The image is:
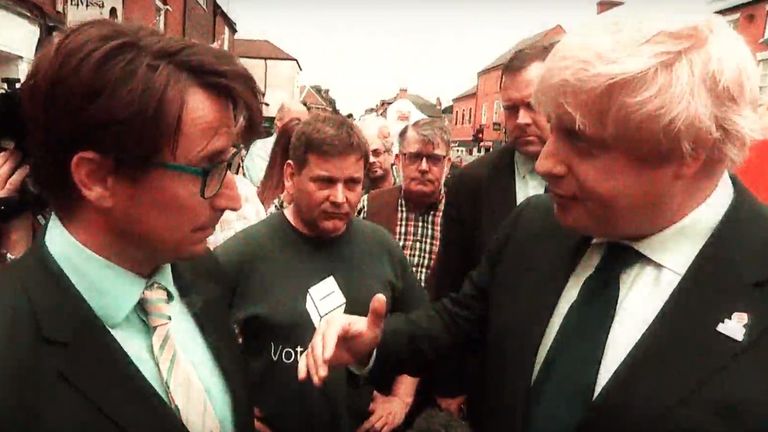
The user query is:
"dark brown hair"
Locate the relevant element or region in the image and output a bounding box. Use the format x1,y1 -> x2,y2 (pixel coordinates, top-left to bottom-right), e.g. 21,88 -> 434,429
21,19 -> 263,212
500,40 -> 560,89
289,112 -> 368,173
258,117 -> 301,208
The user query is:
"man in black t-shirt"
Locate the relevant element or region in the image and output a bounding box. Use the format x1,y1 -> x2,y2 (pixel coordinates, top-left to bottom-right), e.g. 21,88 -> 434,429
217,113 -> 427,432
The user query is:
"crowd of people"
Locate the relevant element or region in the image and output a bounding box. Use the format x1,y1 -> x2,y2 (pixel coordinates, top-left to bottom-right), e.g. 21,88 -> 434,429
1,8 -> 767,432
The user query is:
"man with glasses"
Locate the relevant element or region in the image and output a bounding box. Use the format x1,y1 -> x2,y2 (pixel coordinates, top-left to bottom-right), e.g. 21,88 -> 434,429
216,112 -> 427,432
0,20 -> 262,432
358,117 -> 398,192
358,118 -> 451,294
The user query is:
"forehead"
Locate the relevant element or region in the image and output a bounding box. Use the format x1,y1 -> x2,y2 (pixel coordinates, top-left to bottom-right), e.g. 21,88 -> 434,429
501,61 -> 546,103
303,153 -> 364,176
176,87 -> 235,160
399,133 -> 443,153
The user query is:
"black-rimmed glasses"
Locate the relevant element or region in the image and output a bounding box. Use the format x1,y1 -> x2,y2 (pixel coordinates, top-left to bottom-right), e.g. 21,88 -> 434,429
401,151 -> 447,167
154,146 -> 243,199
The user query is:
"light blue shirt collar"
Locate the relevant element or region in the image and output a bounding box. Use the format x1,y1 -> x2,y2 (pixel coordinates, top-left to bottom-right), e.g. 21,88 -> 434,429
44,214 -> 176,328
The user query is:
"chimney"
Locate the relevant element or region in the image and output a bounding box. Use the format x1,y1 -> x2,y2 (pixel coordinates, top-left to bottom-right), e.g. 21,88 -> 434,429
435,97 -> 442,111
322,88 -> 330,99
596,0 -> 624,14
398,87 -> 408,100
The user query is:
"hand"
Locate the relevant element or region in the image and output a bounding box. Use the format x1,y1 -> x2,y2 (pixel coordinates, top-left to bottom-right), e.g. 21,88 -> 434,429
357,391 -> 410,432
298,293 -> 387,386
253,407 -> 272,432
0,150 -> 29,198
436,395 -> 467,419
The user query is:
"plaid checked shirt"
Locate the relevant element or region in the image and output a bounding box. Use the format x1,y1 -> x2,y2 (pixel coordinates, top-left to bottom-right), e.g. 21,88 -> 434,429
358,192 -> 444,287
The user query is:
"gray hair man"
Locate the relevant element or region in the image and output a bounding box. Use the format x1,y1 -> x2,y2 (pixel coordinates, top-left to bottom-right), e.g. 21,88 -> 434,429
358,117 -> 397,192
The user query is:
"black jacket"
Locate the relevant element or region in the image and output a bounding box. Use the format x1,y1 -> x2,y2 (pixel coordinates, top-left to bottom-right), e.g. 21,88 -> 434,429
0,242 -> 254,432
374,182 -> 768,431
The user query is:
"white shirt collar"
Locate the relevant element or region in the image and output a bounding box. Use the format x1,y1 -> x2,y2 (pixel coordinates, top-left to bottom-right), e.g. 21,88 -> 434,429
598,172 -> 733,276
514,151 -> 537,178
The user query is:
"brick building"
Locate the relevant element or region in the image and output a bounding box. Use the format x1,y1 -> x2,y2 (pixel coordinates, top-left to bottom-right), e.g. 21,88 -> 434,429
450,85 -> 476,147
300,84 -> 337,113
448,25 -> 564,154
123,0 -> 228,46
711,0 -> 768,100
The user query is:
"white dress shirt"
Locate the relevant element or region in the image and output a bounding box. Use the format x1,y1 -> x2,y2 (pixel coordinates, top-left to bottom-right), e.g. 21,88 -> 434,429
531,172 -> 734,398
514,151 -> 547,205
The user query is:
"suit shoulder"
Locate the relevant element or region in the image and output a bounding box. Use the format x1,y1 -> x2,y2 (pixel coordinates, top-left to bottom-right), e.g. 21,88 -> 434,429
448,147 -> 512,190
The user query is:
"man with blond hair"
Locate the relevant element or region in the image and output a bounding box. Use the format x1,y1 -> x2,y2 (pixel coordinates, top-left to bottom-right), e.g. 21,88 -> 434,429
243,99 -> 308,186
299,12 -> 768,432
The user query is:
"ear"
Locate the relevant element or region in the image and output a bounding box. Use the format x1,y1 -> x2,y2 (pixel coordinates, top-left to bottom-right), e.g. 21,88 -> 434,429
284,160 -> 297,195
70,151 -> 117,209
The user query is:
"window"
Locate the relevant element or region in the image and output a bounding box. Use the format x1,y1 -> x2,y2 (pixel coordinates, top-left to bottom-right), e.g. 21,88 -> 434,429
724,13 -> 739,31
197,0 -> 207,9
461,109 -> 465,125
454,111 -> 458,126
481,103 -> 487,124
468,108 -> 472,124
759,58 -> 768,100
493,100 -> 501,123
155,0 -> 166,33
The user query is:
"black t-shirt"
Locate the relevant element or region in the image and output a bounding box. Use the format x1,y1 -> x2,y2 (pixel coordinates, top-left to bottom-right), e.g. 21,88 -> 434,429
215,212 -> 427,432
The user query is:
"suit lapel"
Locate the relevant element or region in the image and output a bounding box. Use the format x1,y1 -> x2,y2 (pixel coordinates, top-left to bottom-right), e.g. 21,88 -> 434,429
583,182 -> 768,429
24,243 -> 186,432
481,146 -> 518,247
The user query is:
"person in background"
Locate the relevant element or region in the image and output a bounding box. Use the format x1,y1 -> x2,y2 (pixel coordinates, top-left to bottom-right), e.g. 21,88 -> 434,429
208,163 -> 266,249
256,117 -> 302,214
0,20 -> 262,432
217,113 -> 426,432
358,117 -> 397,192
243,100 -> 308,187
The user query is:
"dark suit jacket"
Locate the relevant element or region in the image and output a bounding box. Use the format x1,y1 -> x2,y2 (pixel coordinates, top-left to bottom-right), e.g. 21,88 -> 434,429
433,145 -> 518,300
0,242 -> 253,432
374,181 -> 768,432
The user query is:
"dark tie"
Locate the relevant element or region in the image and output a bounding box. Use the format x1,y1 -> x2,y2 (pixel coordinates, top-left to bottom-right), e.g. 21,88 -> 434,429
527,242 -> 643,432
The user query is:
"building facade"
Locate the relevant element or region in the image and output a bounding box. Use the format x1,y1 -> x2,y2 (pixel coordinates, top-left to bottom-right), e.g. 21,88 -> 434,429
235,39 -> 301,119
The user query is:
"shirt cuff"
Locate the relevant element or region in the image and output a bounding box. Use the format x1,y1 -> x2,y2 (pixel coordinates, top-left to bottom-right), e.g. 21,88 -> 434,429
348,349 -> 377,375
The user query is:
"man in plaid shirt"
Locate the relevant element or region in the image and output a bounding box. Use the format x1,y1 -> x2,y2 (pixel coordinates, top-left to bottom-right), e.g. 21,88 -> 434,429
357,118 -> 451,294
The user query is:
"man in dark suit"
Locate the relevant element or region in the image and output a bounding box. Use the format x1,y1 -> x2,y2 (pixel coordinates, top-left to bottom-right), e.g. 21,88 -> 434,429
430,36 -> 560,428
299,13 -> 768,432
0,20 -> 262,432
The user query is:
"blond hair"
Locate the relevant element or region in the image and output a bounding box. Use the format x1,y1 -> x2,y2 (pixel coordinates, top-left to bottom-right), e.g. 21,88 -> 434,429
534,13 -> 762,167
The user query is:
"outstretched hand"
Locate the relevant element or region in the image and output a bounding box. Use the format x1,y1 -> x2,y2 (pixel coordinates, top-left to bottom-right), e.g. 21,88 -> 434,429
298,293 -> 388,386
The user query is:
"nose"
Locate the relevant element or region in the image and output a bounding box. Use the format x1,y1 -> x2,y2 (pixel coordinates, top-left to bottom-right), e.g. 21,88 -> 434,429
329,182 -> 345,204
517,107 -> 533,125
212,172 -> 242,212
535,137 -> 567,180
418,156 -> 429,172
369,152 -> 375,163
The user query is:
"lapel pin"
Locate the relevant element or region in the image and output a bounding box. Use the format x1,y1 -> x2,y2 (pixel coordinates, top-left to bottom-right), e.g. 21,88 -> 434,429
716,312 -> 749,342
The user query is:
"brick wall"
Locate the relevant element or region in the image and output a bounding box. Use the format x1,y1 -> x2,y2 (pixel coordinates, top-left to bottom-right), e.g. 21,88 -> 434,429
213,8 -> 235,51
451,95 -> 475,142
721,1 -> 768,55
474,68 -> 503,144
185,0 -> 213,44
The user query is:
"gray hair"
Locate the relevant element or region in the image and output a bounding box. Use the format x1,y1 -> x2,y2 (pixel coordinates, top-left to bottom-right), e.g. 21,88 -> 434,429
535,13 -> 762,168
275,99 -> 308,125
357,116 -> 393,151
398,118 -> 451,153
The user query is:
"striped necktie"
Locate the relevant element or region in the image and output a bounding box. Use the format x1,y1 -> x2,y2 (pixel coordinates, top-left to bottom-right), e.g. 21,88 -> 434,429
141,281 -> 221,432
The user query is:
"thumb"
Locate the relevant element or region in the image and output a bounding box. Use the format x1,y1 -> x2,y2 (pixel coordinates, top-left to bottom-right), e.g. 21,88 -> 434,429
367,293 -> 387,331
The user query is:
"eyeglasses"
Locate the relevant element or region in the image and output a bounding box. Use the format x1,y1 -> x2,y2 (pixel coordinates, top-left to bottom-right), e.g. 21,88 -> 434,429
154,146 -> 243,199
370,148 -> 392,158
401,151 -> 447,167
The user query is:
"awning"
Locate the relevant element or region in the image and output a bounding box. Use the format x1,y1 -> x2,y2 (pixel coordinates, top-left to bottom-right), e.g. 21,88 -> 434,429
0,8 -> 39,60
